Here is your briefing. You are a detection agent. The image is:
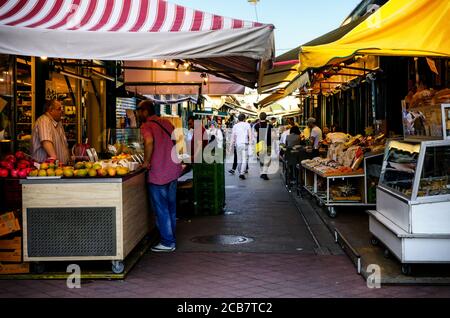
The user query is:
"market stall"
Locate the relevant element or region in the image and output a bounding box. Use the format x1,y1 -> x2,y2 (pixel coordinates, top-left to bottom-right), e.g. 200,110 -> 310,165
368,138 -> 450,275
20,168 -> 149,274
300,132 -> 385,217
0,0 -> 275,275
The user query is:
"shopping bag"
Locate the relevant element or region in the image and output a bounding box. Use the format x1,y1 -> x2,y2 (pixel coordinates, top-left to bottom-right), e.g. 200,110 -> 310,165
255,140 -> 266,154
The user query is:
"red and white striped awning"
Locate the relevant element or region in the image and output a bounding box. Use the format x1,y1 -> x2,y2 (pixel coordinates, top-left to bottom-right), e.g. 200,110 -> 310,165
0,0 -> 274,87
0,0 -> 263,33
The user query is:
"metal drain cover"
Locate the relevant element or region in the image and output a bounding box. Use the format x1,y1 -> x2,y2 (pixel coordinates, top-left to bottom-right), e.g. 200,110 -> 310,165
191,235 -> 254,245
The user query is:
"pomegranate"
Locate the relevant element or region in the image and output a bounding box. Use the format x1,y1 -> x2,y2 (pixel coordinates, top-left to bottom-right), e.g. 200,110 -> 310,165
17,160 -> 30,169
0,161 -> 14,170
17,169 -> 28,179
15,151 -> 26,160
0,168 -> 8,178
4,154 -> 16,163
10,168 -> 19,178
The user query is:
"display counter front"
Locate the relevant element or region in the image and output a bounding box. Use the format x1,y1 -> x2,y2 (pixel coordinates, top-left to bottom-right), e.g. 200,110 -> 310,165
20,169 -> 153,273
369,139 -> 450,272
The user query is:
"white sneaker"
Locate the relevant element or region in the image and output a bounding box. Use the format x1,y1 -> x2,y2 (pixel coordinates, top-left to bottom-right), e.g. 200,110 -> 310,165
151,243 -> 176,252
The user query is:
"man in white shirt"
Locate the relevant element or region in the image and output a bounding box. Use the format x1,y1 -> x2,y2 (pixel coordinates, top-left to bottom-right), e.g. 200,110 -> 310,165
280,125 -> 290,146
231,114 -> 252,179
307,117 -> 322,157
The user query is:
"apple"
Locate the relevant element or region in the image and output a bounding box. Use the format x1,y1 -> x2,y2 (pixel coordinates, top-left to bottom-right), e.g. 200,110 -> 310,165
0,168 -> 9,178
107,168 -> 117,177
97,168 -> 108,177
63,169 -> 74,177
88,168 -> 97,177
28,169 -> 38,177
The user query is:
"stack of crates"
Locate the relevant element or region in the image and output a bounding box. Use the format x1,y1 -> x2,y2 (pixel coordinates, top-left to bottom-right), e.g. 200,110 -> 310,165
193,162 -> 225,216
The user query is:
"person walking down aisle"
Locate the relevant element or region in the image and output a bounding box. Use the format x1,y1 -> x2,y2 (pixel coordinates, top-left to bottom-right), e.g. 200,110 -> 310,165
231,114 -> 251,180
138,100 -> 183,252
254,112 -> 273,180
229,118 -> 249,175
31,99 -> 70,165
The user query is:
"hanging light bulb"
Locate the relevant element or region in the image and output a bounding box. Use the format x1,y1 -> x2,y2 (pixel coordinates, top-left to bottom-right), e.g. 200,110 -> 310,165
152,59 -> 158,63
41,56 -> 47,60
184,61 -> 190,68
162,60 -> 167,68
169,61 -> 175,66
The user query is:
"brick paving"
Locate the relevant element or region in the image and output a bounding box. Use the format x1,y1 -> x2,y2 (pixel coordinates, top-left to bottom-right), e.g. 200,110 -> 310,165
0,161 -> 449,298
1,252 -> 450,297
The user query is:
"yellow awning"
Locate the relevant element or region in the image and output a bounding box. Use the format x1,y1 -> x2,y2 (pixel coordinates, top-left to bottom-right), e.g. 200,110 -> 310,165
299,0 -> 450,72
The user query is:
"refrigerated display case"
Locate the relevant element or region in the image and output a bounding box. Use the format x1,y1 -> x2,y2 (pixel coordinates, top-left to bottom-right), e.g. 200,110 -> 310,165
368,139 -> 450,274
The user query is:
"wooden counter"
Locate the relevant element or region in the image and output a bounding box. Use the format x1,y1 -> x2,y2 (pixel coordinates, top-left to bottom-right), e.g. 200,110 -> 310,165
20,169 -> 153,264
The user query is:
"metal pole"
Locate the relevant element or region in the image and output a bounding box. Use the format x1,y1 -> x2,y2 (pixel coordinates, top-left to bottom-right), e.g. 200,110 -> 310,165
414,57 -> 419,87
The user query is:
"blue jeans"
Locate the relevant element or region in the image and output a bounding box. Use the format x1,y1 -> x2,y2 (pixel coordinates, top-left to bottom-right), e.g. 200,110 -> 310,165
147,180 -> 178,248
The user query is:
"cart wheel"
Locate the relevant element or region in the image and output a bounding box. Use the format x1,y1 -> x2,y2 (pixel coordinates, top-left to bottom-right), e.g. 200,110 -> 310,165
401,264 -> 412,276
328,207 -> 337,218
111,260 -> 125,274
383,249 -> 390,259
32,262 -> 46,274
370,236 -> 379,246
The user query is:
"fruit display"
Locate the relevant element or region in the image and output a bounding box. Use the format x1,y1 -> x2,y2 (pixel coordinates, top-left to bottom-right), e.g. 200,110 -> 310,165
29,160 -> 133,178
111,153 -> 132,161
0,151 -> 34,179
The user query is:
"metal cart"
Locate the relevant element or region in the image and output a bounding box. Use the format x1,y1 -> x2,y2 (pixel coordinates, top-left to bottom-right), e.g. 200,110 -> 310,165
301,152 -> 383,217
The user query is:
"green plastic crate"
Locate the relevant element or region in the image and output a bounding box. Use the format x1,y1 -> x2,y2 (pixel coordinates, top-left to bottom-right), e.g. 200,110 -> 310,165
193,162 -> 225,215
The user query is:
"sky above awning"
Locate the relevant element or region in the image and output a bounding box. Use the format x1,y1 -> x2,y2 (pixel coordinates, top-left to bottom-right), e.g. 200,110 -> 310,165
299,0 -> 450,72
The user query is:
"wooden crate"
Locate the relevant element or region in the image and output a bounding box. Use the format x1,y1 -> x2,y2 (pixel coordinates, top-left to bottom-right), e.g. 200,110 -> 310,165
0,212 -> 21,237
0,236 -> 21,249
0,262 -> 30,274
0,250 -> 21,262
0,236 -> 22,263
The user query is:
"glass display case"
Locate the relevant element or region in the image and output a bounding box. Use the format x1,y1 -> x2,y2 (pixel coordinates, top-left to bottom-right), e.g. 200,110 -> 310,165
442,104 -> 450,140
379,140 -> 420,199
379,139 -> 450,201
369,138 -> 450,269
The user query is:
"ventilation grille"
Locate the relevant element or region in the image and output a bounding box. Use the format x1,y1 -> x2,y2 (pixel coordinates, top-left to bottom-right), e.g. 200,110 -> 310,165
26,207 -> 116,257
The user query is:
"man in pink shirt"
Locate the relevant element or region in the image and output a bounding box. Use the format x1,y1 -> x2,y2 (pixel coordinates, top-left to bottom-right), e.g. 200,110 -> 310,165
138,100 -> 183,252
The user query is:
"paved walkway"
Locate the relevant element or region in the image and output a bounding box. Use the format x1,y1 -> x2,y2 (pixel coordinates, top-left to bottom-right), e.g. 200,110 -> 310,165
1,161 -> 450,298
